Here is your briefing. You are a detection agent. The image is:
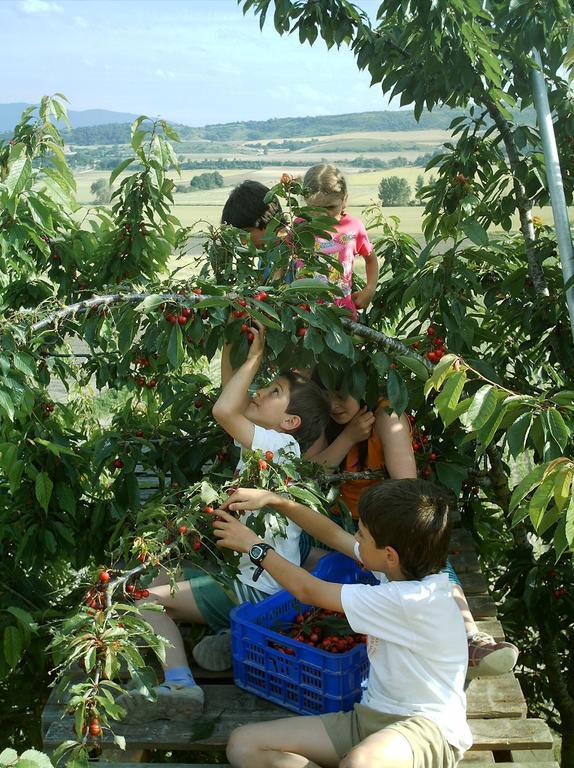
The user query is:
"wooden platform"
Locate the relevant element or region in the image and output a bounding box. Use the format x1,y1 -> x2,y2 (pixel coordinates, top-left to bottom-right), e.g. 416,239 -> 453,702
42,528 -> 558,767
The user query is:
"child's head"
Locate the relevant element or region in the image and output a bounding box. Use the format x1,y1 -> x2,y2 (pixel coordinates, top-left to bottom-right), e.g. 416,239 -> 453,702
303,164 -> 348,217
357,479 -> 452,580
244,371 -> 330,451
328,391 -> 361,425
221,180 -> 283,248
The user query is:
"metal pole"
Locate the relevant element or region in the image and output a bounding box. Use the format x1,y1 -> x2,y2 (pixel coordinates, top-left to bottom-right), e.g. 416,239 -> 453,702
530,48 -> 574,343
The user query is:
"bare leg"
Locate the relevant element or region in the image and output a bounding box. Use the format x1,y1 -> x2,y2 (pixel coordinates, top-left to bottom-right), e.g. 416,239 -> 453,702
227,717 -> 339,768
302,546 -> 328,573
143,580 -> 207,670
340,727 -> 413,768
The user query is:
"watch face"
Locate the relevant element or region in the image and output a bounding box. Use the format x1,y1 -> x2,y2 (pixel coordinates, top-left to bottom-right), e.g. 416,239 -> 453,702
250,544 -> 264,559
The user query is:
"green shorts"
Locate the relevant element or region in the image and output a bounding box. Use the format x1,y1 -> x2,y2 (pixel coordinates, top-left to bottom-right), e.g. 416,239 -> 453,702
321,704 -> 463,768
183,566 -> 266,633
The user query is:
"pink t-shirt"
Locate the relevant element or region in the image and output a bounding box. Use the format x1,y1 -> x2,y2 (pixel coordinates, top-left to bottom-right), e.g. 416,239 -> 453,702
294,213 -> 373,319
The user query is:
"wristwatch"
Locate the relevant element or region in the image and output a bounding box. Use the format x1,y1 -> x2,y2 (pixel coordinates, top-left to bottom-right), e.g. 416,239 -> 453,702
248,542 -> 274,582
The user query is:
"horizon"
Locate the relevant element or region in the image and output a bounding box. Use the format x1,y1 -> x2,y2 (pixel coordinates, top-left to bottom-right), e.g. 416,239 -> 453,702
2,0 -> 396,126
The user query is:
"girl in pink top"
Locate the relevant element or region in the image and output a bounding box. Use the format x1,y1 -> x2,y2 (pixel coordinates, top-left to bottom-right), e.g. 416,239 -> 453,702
295,164 -> 379,319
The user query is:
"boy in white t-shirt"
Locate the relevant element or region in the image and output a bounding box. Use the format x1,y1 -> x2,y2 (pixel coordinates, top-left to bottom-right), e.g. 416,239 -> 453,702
120,320 -> 330,722
214,478 -> 473,768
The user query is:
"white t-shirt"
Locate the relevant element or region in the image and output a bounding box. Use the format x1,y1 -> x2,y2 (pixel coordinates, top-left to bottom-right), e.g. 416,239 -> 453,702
341,569 -> 472,753
235,425 -> 301,595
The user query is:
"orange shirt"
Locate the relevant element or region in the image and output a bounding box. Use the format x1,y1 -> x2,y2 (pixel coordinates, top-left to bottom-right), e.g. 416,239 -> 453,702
338,400 -> 389,520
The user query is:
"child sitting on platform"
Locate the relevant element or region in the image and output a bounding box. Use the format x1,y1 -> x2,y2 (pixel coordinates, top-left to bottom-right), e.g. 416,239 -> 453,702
215,479 -> 473,768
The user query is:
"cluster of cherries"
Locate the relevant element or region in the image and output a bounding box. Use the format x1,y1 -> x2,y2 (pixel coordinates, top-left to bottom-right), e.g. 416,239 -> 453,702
407,416 -> 436,479
39,400 -> 55,418
412,326 -> 447,363
163,287 -> 204,326
81,714 -> 102,737
273,608 -> 367,655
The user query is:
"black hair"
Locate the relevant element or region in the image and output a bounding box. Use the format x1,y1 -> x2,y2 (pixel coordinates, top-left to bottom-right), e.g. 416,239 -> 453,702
221,180 -> 284,230
359,479 -> 452,580
281,370 -> 331,453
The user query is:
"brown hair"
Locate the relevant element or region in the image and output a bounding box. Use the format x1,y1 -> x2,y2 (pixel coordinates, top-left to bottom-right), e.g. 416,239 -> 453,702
281,370 -> 331,452
303,164 -> 348,211
358,479 -> 452,580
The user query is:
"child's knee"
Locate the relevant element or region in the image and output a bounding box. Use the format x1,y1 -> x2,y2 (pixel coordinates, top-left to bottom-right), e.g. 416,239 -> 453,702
226,724 -> 258,766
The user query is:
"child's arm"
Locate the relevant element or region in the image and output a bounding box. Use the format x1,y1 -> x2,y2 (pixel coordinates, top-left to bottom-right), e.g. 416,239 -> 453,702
352,250 -> 379,310
220,487 -> 356,559
212,322 -> 265,449
376,408 -> 417,478
306,406 -> 375,467
220,339 -> 235,389
212,508 -> 344,611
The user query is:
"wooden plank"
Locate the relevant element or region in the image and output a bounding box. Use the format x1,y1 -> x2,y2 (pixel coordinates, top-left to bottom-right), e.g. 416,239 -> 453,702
45,685 -> 550,752
458,571 -> 488,595
475,619 -> 505,641
465,675 -> 526,719
466,594 -> 497,618
461,752 -> 494,763
510,748 -> 557,762
451,529 -> 477,551
467,719 -> 553,751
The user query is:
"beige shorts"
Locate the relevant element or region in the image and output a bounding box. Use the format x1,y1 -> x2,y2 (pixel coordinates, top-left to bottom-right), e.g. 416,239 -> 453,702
321,704 -> 463,768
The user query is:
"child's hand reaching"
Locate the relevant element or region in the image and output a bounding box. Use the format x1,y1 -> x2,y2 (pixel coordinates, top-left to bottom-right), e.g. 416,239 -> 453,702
247,318 -> 266,360
351,286 -> 375,310
342,405 -> 375,445
211,508 -> 262,553
221,487 -> 281,514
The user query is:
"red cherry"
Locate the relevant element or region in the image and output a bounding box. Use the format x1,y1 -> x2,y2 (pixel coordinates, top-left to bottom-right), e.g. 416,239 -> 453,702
141,589 -> 150,598
182,307 -> 192,318
177,315 -> 187,326
147,379 -> 157,388
204,505 -> 215,514
112,458 -> 124,469
237,298 -> 247,307
412,441 -> 421,451
193,536 -> 202,551
137,552 -> 146,563
412,341 -> 421,349
247,332 -> 254,344
434,349 -> 444,360
427,351 -> 437,362
178,525 -> 188,535
422,467 -> 431,478
192,287 -> 202,295
241,323 -> 249,334
421,435 -> 429,444
429,452 -> 437,461
126,584 -> 136,593
258,459 -> 268,470
257,290 -> 268,301
165,314 -> 177,324
99,570 -> 110,584
194,398 -> 203,408
390,362 -> 397,369
135,429 -> 144,438
89,720 -> 102,737
426,326 -> 435,336
232,310 -> 246,318
297,326 -> 307,337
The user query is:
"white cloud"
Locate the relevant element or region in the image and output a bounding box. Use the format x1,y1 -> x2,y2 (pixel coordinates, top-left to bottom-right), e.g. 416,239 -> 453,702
20,0 -> 63,13
155,69 -> 176,80
74,16 -> 88,28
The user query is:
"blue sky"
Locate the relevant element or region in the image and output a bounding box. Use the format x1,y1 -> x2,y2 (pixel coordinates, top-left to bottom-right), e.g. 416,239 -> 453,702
2,0 -> 394,126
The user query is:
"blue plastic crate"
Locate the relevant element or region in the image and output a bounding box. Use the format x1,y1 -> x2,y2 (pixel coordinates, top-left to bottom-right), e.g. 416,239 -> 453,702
230,553 -> 377,715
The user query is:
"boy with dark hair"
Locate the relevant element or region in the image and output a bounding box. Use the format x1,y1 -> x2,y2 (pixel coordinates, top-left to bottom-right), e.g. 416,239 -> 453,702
121,321 -> 330,722
221,180 -> 284,248
214,478 -> 473,768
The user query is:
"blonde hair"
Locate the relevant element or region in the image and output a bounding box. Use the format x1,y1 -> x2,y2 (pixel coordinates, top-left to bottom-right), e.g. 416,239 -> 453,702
303,164 -> 348,211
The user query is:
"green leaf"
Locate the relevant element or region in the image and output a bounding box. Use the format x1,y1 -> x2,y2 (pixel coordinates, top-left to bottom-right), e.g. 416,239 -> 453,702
6,607 -> 38,635
303,326 -> 324,354
35,472 -> 53,512
528,475 -> 555,530
553,515 -> 570,561
386,369 -> 409,415
167,323 -> 184,368
429,353 -> 459,390
3,626 -> 22,669
397,354 -> 430,380
566,493 -> 574,547
509,463 -> 547,512
465,385 -> 499,430
109,157 -> 135,186
507,411 -> 533,458
136,294 -> 166,312
554,467 -> 573,513
462,219 -> 489,245
325,326 -> 354,359
435,370 -> 467,419
4,144 -> 31,197
0,390 -> 15,421
545,408 -> 570,452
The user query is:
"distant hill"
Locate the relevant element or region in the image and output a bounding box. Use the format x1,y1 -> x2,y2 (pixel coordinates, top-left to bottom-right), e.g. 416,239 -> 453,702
0,103 -> 140,132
